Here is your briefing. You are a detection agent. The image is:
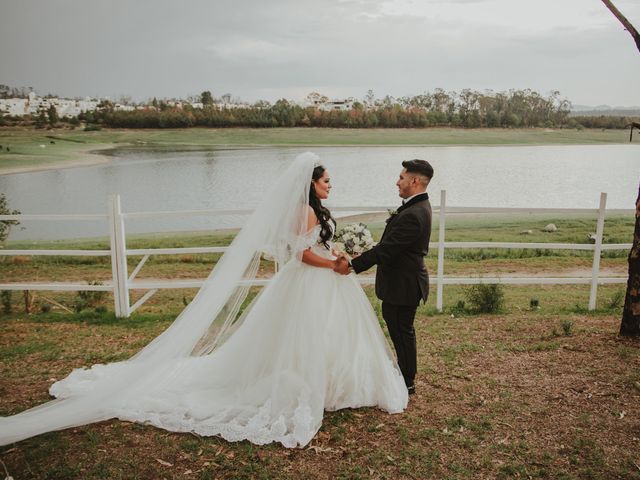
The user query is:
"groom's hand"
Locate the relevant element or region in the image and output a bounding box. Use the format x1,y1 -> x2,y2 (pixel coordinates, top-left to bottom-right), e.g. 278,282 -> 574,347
333,257 -> 351,275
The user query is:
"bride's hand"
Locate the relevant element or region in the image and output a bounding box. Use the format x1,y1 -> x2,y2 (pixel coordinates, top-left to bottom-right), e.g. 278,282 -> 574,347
333,257 -> 350,275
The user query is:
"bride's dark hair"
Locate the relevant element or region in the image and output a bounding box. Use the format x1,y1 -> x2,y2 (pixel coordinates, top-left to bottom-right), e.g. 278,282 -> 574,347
310,164 -> 336,249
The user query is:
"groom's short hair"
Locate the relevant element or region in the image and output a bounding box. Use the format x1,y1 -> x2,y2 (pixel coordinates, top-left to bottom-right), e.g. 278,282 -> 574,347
402,159 -> 433,180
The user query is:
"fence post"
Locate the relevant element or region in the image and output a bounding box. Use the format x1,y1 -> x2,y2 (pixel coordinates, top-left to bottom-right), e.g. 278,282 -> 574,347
108,194 -> 130,318
588,192 -> 607,310
436,190 -> 446,312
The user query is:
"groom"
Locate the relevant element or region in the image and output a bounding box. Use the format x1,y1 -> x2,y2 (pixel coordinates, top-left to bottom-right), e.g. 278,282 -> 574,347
336,160 -> 433,395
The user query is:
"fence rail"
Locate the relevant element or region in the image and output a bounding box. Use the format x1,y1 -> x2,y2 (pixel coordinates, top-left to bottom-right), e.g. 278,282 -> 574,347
0,192 -> 633,317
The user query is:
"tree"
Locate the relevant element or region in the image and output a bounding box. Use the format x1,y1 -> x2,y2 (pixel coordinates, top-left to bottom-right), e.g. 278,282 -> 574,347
117,95 -> 132,105
200,91 -> 214,106
602,1 -> 640,336
96,100 -> 114,113
602,0 -> 640,53
35,108 -> 47,129
364,89 -> 375,108
47,104 -> 58,126
0,193 -> 20,243
621,197 -> 640,336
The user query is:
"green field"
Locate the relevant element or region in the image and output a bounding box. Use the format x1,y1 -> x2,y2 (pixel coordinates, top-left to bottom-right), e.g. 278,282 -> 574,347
1,213 -> 632,316
0,126 -> 636,174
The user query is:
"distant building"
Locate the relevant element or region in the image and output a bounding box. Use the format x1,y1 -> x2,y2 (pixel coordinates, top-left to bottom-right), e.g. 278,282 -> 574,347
301,92 -> 355,111
0,91 -> 253,117
0,98 -> 29,116
0,92 -> 101,117
114,103 -> 135,112
317,98 -> 355,112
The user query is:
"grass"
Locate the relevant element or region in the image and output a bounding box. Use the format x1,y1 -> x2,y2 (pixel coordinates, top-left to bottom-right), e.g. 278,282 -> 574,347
2,212 -> 632,264
1,213 -> 631,321
1,309 -> 639,479
0,170 -> 637,477
0,126 -> 636,174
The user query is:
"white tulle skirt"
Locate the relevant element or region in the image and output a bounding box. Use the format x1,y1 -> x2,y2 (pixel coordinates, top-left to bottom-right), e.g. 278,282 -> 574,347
0,260 -> 408,448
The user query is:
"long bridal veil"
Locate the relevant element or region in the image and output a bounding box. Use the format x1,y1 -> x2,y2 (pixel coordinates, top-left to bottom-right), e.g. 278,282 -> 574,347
0,152 -> 320,446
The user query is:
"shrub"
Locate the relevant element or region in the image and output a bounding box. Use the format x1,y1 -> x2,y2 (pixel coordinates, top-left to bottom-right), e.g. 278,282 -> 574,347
76,280 -> 106,308
74,299 -> 88,313
0,193 -> 20,243
607,290 -> 625,310
1,290 -> 12,314
465,283 -> 505,314
449,300 -> 467,316
561,319 -> 574,336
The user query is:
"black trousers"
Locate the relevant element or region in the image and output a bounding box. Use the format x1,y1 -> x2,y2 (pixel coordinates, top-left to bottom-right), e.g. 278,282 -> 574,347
381,302 -> 418,388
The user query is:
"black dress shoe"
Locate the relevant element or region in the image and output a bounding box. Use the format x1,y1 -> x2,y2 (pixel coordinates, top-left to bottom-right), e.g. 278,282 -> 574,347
407,385 -> 416,395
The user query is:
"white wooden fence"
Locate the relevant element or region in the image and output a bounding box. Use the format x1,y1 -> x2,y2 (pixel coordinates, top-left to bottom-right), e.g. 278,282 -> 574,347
0,192 -> 632,317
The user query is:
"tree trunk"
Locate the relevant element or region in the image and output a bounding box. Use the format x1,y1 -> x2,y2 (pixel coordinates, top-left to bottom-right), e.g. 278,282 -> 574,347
620,199 -> 640,336
23,290 -> 34,314
601,0 -> 640,53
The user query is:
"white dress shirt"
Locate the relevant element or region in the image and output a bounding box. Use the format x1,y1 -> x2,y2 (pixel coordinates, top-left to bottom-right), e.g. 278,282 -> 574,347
402,190 -> 427,205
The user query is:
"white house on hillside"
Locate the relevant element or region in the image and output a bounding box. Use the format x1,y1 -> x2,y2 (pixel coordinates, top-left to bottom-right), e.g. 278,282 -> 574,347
0,98 -> 29,116
318,98 -> 355,112
301,92 -> 355,111
0,92 -> 101,117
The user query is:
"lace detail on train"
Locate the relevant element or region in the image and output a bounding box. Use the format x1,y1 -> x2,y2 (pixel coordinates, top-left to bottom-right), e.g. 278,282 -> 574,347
114,392 -> 318,448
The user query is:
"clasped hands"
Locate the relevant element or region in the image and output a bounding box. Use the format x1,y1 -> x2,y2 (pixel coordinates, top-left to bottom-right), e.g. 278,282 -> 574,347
333,253 -> 352,275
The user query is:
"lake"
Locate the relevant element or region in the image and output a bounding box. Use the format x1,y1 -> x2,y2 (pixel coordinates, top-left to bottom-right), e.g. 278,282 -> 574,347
1,144 -> 638,241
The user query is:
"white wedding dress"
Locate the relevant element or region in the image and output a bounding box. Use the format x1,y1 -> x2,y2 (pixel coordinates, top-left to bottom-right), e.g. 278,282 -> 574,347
0,153 -> 407,448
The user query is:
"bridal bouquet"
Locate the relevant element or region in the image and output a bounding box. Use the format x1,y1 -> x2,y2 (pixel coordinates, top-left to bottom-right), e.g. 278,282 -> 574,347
333,223 -> 375,257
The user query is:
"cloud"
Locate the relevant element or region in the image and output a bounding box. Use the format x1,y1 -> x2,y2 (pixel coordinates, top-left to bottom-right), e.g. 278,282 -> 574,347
206,37 -> 302,64
1,0 -> 639,105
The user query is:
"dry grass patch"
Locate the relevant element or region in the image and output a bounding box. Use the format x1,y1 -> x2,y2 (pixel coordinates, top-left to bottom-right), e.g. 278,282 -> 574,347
1,310 -> 639,479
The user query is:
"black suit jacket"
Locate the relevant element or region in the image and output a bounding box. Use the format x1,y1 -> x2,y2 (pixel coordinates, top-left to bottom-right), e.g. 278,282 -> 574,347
351,193 -> 432,306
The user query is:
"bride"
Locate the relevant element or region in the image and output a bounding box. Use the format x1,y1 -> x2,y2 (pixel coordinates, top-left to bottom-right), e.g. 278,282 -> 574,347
0,152 -> 408,448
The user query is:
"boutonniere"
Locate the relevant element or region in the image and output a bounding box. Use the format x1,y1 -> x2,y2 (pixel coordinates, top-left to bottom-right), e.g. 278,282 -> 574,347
386,208 -> 398,224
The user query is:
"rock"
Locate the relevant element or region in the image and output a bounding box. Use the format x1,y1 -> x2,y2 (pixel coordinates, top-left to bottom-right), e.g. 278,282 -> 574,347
543,223 -> 557,233
519,230 -> 533,235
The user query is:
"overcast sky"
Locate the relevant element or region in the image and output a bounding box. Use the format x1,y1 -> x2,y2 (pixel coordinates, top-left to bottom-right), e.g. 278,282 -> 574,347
2,0 -> 640,106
